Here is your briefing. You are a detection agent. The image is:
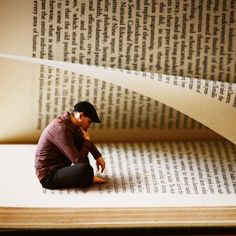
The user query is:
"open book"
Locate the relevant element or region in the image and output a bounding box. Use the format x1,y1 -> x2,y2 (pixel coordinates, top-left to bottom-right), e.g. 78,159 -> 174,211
0,0 -> 236,230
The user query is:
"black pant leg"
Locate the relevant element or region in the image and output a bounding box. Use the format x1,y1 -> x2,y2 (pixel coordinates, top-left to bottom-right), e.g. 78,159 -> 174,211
41,163 -> 94,189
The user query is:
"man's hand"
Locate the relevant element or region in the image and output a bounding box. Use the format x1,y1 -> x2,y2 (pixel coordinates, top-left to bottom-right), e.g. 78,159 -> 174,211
94,157 -> 106,184
96,156 -> 105,173
80,128 -> 91,141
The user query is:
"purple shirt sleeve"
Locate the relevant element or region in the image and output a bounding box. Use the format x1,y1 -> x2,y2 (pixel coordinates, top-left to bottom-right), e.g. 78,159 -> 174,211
52,125 -> 101,163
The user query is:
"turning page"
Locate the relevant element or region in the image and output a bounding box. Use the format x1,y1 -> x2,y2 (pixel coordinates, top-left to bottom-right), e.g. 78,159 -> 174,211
1,54 -> 236,145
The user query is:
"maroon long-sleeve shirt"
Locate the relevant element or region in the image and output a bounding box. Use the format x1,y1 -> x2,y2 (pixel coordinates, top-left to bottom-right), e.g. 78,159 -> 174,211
35,112 -> 101,181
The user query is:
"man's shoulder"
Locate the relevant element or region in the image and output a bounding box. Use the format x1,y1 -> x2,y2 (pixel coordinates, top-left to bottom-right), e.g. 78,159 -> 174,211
57,112 -> 70,123
46,112 -> 71,131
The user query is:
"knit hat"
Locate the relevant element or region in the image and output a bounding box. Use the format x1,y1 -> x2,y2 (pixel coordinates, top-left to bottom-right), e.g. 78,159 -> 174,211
73,101 -> 101,123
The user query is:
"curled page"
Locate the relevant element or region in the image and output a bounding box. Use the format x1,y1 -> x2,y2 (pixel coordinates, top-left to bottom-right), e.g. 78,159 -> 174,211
0,53 -> 235,144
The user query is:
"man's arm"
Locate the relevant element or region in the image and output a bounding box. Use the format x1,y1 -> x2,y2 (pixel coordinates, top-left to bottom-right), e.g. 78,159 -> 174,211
81,128 -> 105,173
53,127 -> 92,163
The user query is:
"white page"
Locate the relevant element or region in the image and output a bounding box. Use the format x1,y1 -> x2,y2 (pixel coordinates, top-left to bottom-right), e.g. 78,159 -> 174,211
0,56 -> 221,144
0,0 -> 235,144
0,144 -> 235,208
1,54 -> 235,145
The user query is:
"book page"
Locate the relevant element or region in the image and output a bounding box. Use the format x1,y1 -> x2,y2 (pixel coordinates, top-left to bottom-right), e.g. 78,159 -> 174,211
0,0 -> 235,143
1,54 -> 236,145
0,56 -> 222,143
0,143 -> 236,208
1,0 -> 235,81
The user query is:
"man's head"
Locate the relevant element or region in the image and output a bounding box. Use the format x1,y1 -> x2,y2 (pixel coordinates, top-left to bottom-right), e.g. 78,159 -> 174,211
71,101 -> 101,130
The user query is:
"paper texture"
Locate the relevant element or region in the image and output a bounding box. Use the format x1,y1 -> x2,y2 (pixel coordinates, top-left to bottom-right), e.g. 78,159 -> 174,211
1,54 -> 236,145
0,0 -> 236,210
0,143 -> 236,208
0,0 -> 235,143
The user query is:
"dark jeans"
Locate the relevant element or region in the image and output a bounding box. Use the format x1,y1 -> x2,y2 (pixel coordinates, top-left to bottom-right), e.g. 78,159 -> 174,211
40,163 -> 94,189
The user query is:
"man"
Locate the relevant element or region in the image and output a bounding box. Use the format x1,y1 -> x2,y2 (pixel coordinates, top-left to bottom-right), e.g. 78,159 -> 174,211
35,101 -> 105,189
